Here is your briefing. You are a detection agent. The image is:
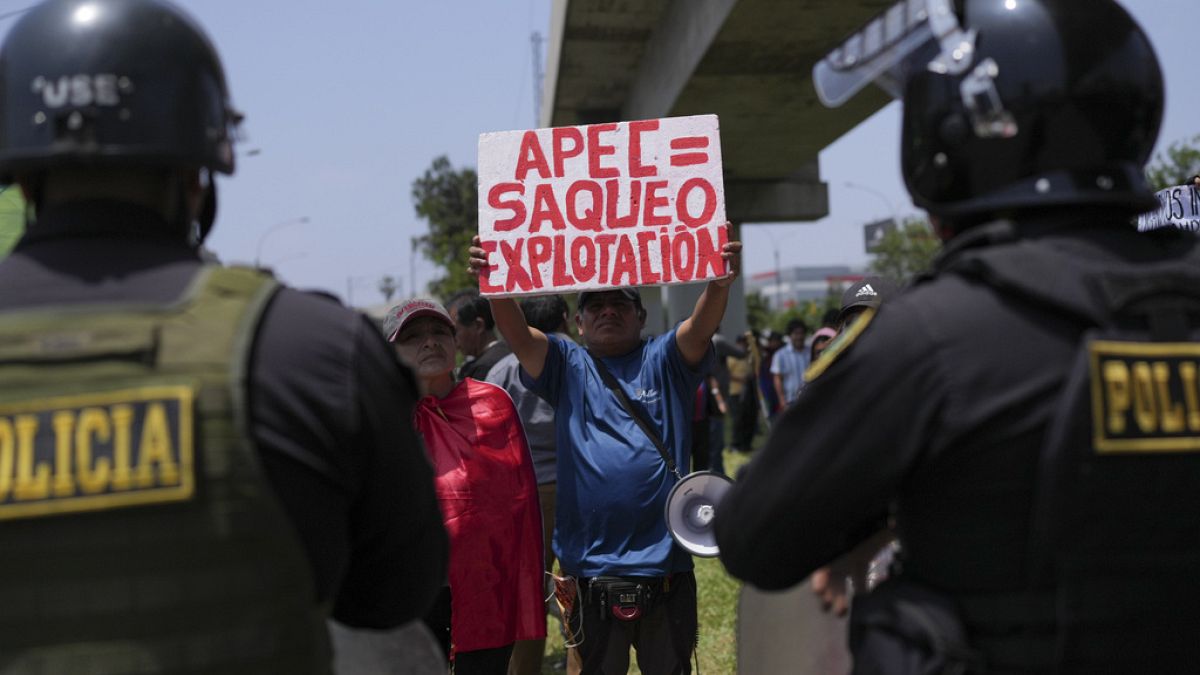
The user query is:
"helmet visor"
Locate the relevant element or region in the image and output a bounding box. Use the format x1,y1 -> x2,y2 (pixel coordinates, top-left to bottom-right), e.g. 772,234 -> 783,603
813,0 -> 966,108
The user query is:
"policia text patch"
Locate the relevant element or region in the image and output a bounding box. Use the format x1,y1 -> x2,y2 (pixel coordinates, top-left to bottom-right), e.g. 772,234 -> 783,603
1091,341 -> 1200,453
0,385 -> 194,520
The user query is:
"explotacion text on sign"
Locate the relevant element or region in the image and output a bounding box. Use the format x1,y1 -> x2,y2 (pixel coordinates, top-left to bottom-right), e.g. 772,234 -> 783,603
477,114 -> 728,296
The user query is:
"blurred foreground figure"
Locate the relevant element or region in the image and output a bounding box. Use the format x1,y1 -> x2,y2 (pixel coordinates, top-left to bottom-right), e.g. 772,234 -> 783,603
0,1 -> 446,672
717,1 -> 1200,673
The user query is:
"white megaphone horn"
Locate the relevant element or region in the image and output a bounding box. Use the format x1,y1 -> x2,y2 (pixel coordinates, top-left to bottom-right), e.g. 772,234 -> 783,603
664,471 -> 734,558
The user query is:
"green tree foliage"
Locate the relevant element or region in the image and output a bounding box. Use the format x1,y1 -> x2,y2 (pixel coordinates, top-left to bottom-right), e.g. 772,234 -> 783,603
745,292 -> 772,333
1145,134 -> 1200,192
869,217 -> 941,282
412,156 -> 478,300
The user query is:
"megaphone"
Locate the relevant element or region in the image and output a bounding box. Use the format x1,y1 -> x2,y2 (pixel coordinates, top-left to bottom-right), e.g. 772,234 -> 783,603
664,471 -> 734,558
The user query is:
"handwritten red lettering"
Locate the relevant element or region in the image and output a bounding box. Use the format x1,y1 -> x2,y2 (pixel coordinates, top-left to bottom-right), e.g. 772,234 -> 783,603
671,227 -> 695,282
529,184 -> 566,233
605,180 -> 641,229
477,240 -> 503,293
636,230 -> 661,285
570,237 -> 596,282
595,234 -> 618,285
514,131 -> 550,180
501,239 -> 534,292
611,236 -> 638,286
587,123 -> 619,179
676,177 -> 717,228
528,236 -> 553,288
552,235 -> 574,286
488,182 -> 526,232
628,120 -> 659,178
565,180 -> 603,232
552,127 -> 584,177
643,180 -> 670,228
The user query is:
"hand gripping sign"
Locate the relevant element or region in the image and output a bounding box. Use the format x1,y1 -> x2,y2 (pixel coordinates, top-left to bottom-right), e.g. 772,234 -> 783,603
476,114 -> 729,297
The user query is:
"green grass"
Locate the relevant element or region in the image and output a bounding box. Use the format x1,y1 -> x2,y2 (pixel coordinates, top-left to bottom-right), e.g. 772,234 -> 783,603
540,448 -> 754,674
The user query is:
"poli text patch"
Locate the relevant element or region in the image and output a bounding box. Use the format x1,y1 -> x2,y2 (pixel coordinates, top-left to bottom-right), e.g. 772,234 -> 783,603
0,385 -> 195,520
1090,341 -> 1200,454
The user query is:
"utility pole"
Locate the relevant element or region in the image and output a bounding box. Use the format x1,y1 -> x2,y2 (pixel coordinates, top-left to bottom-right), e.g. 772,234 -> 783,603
409,237 -> 419,298
531,31 -> 544,127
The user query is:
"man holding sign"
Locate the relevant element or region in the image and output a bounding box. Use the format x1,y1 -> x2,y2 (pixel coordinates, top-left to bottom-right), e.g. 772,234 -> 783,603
470,113 -> 740,675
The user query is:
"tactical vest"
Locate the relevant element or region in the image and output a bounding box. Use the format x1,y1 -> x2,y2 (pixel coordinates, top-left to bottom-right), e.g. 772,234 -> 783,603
0,266 -> 331,675
933,223 -> 1200,673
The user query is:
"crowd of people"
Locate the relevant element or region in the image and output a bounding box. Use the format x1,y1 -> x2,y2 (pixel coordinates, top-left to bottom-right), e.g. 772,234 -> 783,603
2,0 -> 1199,674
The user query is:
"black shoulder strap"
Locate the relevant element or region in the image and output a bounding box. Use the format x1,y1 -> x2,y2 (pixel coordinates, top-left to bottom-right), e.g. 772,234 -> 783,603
587,350 -> 683,481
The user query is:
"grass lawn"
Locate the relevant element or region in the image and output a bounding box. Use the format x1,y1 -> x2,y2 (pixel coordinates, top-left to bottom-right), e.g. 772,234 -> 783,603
541,448 -> 754,674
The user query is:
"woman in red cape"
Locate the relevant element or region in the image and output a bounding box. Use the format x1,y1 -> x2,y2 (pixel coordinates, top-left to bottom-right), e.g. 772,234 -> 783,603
386,298 -> 545,674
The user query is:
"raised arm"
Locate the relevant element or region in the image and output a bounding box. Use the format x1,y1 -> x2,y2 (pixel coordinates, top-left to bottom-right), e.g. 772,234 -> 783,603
675,239 -> 742,367
468,235 -> 550,378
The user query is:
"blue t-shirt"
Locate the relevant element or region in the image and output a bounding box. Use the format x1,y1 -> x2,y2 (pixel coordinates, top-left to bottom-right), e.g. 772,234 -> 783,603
522,330 -> 713,577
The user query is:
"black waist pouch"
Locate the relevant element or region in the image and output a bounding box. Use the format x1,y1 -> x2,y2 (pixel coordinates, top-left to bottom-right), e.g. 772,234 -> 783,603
589,576 -> 666,621
848,578 -> 984,675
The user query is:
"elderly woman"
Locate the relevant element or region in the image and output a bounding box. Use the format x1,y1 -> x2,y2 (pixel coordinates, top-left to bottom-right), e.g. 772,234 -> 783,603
384,298 -> 545,675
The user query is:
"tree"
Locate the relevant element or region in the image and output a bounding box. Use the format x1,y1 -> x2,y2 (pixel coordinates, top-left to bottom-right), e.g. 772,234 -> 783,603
869,217 -> 941,282
1145,134 -> 1200,191
412,156 -> 478,300
745,292 -> 772,333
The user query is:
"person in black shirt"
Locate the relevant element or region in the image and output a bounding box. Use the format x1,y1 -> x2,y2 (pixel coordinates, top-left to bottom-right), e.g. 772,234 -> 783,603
447,289 -> 511,381
717,2 -> 1200,673
0,1 -> 446,672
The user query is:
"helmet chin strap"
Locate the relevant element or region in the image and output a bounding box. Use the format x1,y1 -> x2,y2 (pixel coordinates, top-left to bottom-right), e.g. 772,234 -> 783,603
197,169 -> 217,245
177,168 -> 216,247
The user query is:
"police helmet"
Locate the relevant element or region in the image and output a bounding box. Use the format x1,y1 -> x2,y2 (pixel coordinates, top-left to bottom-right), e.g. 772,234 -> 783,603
814,0 -> 1163,224
0,0 -> 240,179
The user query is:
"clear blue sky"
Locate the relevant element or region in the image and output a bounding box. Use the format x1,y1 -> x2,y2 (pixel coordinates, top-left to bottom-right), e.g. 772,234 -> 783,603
3,1 -> 1194,305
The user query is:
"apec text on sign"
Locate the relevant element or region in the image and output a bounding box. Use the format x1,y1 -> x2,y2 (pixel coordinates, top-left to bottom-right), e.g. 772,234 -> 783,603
477,114 -> 728,297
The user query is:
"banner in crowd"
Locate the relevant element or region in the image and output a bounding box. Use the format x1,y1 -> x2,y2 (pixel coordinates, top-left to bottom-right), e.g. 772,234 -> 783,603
1138,183 -> 1200,232
477,114 -> 728,297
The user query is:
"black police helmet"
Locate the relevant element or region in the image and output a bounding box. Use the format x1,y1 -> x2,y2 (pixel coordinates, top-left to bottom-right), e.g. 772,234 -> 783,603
900,0 -> 1163,222
0,0 -> 240,179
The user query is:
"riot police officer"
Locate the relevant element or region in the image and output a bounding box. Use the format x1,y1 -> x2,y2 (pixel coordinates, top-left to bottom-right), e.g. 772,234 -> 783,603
0,1 -> 447,672
716,1 -> 1200,672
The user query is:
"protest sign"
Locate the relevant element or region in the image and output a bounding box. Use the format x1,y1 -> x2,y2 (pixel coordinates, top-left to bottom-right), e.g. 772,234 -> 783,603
1138,183 -> 1200,232
476,114 -> 728,297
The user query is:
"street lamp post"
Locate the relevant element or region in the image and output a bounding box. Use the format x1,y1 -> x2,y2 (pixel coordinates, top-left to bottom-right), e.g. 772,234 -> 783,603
758,225 -> 800,310
843,181 -> 900,223
255,216 -> 309,268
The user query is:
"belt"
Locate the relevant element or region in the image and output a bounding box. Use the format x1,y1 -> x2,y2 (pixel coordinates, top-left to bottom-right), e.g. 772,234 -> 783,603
585,572 -> 688,590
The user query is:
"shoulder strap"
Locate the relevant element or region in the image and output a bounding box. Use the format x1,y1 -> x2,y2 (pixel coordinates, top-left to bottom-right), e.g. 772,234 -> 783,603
587,350 -> 683,481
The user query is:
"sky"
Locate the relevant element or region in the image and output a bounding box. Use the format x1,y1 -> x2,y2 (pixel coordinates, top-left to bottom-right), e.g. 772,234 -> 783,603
1,0 -> 1193,307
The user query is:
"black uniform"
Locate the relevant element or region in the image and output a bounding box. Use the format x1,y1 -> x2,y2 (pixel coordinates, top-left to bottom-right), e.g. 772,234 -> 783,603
716,215 -> 1200,671
457,340 -> 511,381
0,201 -> 448,628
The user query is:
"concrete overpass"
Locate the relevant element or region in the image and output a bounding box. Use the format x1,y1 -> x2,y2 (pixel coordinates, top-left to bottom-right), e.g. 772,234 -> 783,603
541,0 -> 892,334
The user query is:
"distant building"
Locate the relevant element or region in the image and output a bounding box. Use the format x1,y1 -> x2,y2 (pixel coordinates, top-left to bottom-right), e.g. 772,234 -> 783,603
745,265 -> 865,309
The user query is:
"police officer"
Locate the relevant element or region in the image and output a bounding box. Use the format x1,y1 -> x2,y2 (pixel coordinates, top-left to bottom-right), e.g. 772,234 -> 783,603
0,1 -> 447,672
716,1 -> 1200,672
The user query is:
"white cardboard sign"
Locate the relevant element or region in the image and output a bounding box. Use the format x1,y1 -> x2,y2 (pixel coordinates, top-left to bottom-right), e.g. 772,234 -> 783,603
476,114 -> 728,297
1138,184 -> 1200,232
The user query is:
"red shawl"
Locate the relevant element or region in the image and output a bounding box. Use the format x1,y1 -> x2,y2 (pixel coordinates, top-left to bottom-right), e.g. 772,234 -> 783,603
414,378 -> 546,653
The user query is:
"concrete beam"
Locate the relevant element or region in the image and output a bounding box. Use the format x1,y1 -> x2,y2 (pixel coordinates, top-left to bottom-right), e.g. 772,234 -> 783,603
726,178 -> 829,223
540,0 -> 570,127
622,0 -> 738,121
